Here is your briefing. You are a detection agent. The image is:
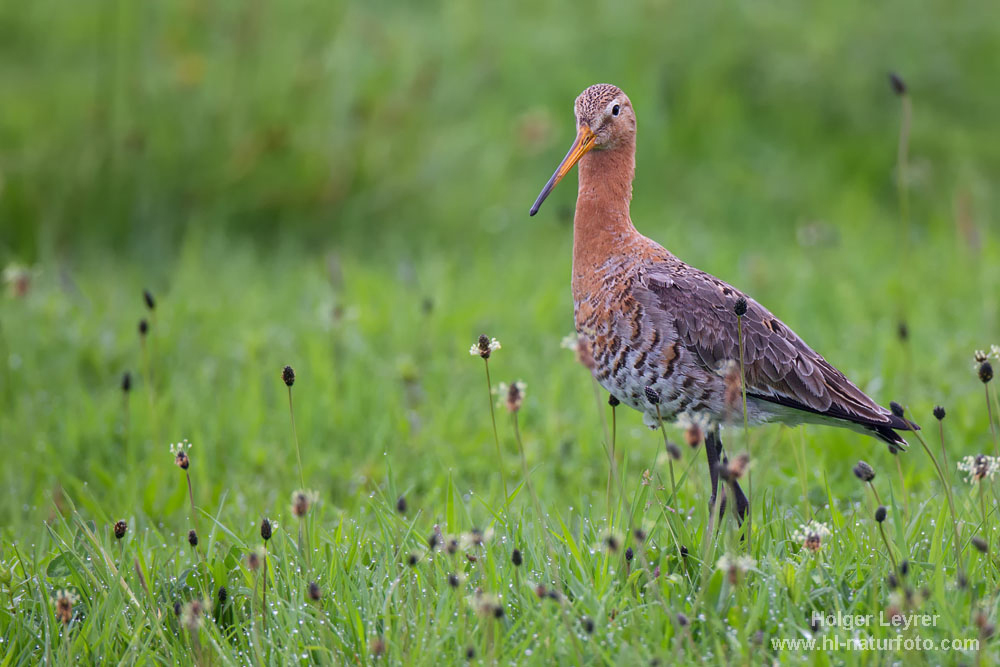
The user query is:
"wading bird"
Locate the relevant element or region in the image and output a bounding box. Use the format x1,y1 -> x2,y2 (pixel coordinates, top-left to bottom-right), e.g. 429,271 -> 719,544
529,84 -> 917,523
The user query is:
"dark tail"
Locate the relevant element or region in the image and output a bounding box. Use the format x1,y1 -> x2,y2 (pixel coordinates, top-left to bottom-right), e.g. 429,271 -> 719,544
868,413 -> 919,454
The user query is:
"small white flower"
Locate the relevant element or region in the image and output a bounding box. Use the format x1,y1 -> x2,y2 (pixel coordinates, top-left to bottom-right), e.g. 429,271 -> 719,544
560,333 -> 579,352
716,554 -> 755,584
991,344 -> 1000,361
714,359 -> 738,377
716,553 -> 755,571
469,336 -> 501,359
677,411 -> 713,433
791,520 -> 833,552
169,439 -> 193,455
975,350 -> 989,363
958,455 -> 1000,484
460,527 -> 494,550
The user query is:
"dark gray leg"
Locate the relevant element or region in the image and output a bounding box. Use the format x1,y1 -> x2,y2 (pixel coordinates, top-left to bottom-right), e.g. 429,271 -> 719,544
705,429 -> 726,520
707,429 -> 749,526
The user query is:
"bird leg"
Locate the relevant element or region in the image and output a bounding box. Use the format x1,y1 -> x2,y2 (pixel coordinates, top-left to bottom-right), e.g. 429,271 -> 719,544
706,428 -> 749,527
705,429 -> 726,521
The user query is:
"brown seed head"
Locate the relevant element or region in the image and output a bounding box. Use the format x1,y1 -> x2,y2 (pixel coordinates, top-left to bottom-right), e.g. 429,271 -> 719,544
511,548 -> 522,567
973,536 -> 988,554
143,289 -> 155,310
734,296 -> 748,317
174,451 -> 189,470
282,365 -> 295,387
980,361 -> 994,384
188,529 -> 198,547
725,452 -> 750,480
933,405 -> 946,421
889,72 -> 907,96
260,517 -> 272,542
54,590 -> 76,625
181,599 -> 206,631
666,443 -> 682,461
308,581 -> 321,600
852,460 -> 876,482
247,550 -> 261,571
608,395 -> 620,407
138,319 -> 149,336
644,386 -> 660,405
473,334 -> 500,359
504,381 -> 524,413
114,520 -> 128,540
121,372 -> 132,393
875,506 -> 887,523
292,491 -> 310,518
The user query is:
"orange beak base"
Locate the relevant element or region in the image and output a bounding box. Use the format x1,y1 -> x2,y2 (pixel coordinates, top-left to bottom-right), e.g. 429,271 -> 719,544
529,125 -> 596,216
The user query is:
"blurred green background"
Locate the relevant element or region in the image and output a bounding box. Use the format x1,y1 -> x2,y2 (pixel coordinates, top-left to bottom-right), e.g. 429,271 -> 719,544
2,0 -> 999,528
3,0 -> 998,259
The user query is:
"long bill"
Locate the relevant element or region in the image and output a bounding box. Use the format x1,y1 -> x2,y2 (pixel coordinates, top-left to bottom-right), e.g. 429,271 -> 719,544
529,125 -> 596,216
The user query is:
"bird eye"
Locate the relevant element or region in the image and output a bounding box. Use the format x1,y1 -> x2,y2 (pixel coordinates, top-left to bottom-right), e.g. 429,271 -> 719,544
611,104 -> 620,116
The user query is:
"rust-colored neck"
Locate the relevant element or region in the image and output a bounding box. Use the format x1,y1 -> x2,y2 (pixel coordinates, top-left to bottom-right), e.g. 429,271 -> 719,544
572,137 -> 640,293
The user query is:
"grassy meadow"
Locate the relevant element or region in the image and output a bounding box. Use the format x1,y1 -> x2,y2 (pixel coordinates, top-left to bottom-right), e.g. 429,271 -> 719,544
2,0 -> 1000,664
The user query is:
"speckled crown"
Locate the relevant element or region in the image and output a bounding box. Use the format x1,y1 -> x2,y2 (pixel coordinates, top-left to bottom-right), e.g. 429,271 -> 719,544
574,84 -> 624,121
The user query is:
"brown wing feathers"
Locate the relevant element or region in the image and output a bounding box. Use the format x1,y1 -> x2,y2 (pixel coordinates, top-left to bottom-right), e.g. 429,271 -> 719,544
643,264 -> 916,441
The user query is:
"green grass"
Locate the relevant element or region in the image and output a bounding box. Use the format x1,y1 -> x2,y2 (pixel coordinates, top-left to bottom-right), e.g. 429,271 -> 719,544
3,0 -> 1000,664
3,227 -> 1000,664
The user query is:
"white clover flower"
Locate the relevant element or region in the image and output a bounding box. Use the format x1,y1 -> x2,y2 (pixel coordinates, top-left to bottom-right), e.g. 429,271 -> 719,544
469,336 -> 501,359
958,455 -> 1000,484
791,520 -> 833,552
560,333 -> 579,352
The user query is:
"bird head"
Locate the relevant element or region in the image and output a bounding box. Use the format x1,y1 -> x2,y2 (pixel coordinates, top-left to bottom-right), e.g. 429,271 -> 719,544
530,84 -> 635,216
